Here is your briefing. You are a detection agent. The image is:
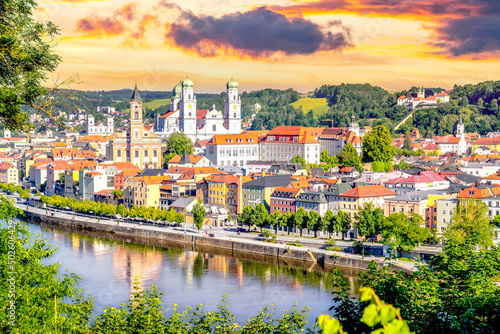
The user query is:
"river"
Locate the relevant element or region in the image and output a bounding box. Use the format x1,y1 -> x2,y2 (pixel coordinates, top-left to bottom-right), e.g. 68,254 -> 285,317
24,220 -> 361,325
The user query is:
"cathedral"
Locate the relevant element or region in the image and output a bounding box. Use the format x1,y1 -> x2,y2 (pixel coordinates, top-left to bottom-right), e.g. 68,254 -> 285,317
108,85 -> 163,168
156,76 -> 242,142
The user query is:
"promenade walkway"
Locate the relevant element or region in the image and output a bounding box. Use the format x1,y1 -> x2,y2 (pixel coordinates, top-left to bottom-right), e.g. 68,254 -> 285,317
14,201 -> 421,272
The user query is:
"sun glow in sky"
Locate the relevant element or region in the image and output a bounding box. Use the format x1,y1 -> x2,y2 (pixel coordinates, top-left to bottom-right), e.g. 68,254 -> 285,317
38,0 -> 500,93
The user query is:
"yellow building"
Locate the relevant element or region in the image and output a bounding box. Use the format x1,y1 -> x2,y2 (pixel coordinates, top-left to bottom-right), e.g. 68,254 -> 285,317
471,137 -> 500,153
339,185 -> 396,218
109,85 -> 162,169
0,163 -> 18,185
123,176 -> 169,208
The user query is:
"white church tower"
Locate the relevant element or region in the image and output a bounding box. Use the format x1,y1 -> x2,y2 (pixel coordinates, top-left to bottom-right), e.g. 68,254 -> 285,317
224,76 -> 242,134
179,76 -> 197,142
106,115 -> 114,135
170,80 -> 182,111
456,115 -> 464,138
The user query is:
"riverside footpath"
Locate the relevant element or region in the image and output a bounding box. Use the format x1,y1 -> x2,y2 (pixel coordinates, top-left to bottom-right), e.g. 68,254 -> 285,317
15,202 -> 419,273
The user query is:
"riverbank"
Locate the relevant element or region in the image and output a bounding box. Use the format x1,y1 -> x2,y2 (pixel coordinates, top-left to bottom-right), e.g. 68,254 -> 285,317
18,204 -> 416,273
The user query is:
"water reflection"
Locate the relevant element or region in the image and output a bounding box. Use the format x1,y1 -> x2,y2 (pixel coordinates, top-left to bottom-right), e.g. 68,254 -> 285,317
26,221 -> 361,324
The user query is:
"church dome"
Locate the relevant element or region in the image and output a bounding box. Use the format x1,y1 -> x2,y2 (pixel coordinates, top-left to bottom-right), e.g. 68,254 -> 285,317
226,77 -> 238,90
172,82 -> 182,97
182,77 -> 194,89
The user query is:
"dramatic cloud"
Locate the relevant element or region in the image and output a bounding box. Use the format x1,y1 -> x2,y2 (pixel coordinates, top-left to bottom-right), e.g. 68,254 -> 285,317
76,2 -> 159,43
272,0 -> 500,58
163,6 -> 352,58
435,16 -> 500,56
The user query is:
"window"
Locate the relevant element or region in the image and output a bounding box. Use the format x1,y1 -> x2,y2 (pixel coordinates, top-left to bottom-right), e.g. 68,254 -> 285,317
117,150 -> 121,157
213,124 -> 217,132
134,112 -> 139,119
153,150 -> 157,157
135,151 -> 139,158
144,150 -> 148,157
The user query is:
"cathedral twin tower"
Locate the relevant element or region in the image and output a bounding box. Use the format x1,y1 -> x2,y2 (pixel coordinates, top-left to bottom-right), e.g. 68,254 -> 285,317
158,76 -> 242,142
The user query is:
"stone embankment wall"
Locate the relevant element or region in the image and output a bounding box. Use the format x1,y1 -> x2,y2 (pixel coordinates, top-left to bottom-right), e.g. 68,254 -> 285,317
23,210 -> 412,273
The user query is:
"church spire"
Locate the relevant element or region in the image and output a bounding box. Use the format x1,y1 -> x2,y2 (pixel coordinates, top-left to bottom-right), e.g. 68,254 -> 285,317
130,84 -> 142,102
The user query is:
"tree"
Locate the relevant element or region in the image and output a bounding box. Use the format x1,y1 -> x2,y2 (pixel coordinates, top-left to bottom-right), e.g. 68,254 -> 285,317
323,209 -> 335,237
294,207 -> 307,236
165,132 -> 194,156
271,210 -> 281,234
320,150 -> 332,163
117,204 -> 128,217
337,143 -> 361,168
238,205 -> 255,230
1,0 -> 61,131
362,125 -> 395,162
354,202 -> 383,240
290,155 -> 307,169
192,200 -> 206,232
280,212 -> 293,235
307,211 -> 322,237
403,129 -> 411,151
380,213 -> 431,252
253,203 -> 269,231
446,198 -> 495,249
335,210 -> 351,240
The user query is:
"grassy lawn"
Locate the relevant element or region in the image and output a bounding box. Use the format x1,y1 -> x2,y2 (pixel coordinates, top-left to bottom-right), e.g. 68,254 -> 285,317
290,97 -> 329,117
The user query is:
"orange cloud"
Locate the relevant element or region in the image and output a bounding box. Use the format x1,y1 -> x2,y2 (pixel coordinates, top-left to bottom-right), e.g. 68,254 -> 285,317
271,0 -> 500,58
75,2 -> 159,45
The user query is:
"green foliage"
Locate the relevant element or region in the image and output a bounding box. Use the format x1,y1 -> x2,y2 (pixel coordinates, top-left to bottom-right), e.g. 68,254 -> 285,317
447,198 -> 495,249
362,126 -> 395,163
354,202 -> 384,239
337,143 -> 361,170
314,83 -> 401,127
320,283 -> 411,334
192,200 -> 206,232
290,155 -> 307,169
0,0 -> 61,131
40,194 -> 183,223
335,211 -> 351,240
307,211 -> 322,237
238,205 -> 255,229
371,161 -> 392,172
403,129 -> 411,151
294,207 -> 308,237
166,132 -> 194,155
332,198 -> 500,333
380,213 -> 431,252
393,160 -> 413,170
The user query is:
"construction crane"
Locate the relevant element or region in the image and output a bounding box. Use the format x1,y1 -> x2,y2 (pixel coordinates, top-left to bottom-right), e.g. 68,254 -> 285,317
319,119 -> 335,128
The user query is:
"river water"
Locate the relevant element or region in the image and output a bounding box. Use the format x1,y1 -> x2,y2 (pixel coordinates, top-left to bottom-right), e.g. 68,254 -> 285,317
25,221 -> 361,325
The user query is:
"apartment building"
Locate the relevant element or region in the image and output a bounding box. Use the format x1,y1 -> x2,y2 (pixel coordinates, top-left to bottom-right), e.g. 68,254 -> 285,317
260,126 -> 320,164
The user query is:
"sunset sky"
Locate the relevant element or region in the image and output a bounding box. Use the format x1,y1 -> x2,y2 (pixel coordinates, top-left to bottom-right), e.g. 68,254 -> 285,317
37,0 -> 500,93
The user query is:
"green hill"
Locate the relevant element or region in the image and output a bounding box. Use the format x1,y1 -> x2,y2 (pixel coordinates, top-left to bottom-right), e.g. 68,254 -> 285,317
290,97 -> 329,116
123,98 -> 171,114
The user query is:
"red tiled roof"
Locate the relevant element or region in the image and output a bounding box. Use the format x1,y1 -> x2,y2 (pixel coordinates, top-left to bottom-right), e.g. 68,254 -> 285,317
472,137 -> 500,146
341,185 -> 396,198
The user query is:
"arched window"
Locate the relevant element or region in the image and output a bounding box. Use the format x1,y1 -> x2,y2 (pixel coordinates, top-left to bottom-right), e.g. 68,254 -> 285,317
233,113 -> 236,118
134,112 -> 139,120
213,124 -> 216,132
189,112 -> 191,117
233,95 -> 236,101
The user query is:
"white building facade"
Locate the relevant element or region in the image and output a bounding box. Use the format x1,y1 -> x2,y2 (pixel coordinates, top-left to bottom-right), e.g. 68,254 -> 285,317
156,76 -> 242,142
